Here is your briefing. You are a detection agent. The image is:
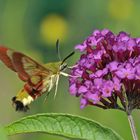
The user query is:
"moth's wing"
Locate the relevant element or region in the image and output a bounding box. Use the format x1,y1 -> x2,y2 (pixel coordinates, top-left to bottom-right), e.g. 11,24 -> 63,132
0,46 -> 16,72
12,51 -> 52,82
0,46 -> 53,84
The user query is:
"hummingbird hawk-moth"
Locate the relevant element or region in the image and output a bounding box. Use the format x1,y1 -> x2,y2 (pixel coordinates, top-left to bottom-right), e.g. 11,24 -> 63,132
0,42 -> 74,112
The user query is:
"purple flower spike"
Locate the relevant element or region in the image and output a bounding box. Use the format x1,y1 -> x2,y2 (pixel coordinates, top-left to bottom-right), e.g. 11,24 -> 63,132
69,29 -> 140,114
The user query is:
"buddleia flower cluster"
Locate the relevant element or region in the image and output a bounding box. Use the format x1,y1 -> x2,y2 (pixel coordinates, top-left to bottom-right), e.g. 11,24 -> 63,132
69,29 -> 140,114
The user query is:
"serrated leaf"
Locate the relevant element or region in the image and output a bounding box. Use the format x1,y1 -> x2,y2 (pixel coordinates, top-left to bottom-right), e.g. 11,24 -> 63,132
5,113 -> 123,140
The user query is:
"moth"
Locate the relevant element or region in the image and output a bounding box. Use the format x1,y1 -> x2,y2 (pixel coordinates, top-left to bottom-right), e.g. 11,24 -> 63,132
0,41 -> 74,112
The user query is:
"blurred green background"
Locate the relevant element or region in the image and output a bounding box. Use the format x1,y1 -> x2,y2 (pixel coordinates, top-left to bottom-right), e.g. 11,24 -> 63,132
0,0 -> 140,140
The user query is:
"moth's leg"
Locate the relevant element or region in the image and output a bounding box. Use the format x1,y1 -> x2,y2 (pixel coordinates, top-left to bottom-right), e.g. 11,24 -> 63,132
48,76 -> 54,92
43,91 -> 51,103
60,72 -> 79,78
60,72 -> 73,77
67,64 -> 78,69
54,75 -> 60,99
44,76 -> 54,103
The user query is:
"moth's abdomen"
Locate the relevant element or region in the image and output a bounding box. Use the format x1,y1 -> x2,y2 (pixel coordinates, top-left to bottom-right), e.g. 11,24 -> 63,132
12,74 -> 58,112
12,82 -> 48,112
12,96 -> 29,112
12,88 -> 34,112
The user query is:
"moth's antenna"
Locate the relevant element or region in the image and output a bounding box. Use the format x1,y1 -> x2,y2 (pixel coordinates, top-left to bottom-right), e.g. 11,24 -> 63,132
61,51 -> 75,64
56,39 -> 61,61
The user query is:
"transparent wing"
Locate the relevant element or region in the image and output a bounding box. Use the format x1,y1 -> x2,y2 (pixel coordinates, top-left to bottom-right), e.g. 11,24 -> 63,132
0,46 -> 53,85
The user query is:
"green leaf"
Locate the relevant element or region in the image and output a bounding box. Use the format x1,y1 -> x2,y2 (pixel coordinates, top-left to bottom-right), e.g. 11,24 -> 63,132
5,113 -> 123,140
0,125 -> 8,140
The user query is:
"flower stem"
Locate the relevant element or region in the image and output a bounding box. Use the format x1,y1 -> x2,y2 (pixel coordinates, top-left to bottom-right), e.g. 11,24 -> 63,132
127,114 -> 138,140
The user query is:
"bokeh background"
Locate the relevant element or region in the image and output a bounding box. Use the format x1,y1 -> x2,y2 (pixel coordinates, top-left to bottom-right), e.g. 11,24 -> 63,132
0,0 -> 140,140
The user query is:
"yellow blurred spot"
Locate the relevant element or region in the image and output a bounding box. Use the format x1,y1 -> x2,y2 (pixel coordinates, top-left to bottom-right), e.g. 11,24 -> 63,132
108,0 -> 134,20
40,14 -> 68,46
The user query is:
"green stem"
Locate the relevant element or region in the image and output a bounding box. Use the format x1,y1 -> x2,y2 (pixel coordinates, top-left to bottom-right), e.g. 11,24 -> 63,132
127,114 -> 138,140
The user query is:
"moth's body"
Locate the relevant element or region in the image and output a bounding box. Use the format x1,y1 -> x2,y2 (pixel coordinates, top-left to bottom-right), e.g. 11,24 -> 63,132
0,46 -> 69,111
15,62 -> 62,111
